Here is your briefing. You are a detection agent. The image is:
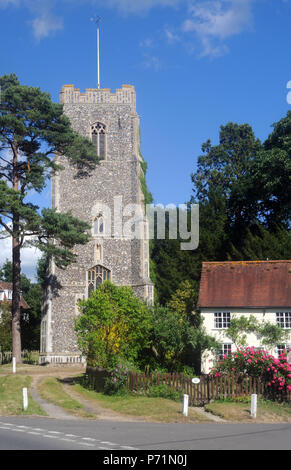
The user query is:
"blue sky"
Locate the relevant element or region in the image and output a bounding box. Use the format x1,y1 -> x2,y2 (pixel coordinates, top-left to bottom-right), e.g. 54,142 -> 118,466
0,0 -> 291,278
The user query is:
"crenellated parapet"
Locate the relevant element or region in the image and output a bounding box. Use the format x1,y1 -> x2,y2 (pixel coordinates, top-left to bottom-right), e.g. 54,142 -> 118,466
60,84 -> 136,111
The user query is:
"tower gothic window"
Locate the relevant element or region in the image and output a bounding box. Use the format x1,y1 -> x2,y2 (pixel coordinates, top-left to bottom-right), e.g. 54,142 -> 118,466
91,122 -> 106,160
93,215 -> 104,235
87,265 -> 111,297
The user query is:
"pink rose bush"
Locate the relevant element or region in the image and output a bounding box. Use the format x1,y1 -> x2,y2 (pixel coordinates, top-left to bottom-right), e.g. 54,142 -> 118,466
210,347 -> 291,396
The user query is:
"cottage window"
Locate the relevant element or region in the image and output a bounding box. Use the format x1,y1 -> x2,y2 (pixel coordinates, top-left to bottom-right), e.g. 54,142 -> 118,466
87,265 -> 111,297
91,122 -> 106,160
276,344 -> 291,357
276,312 -> 291,329
214,312 -> 231,329
218,343 -> 232,361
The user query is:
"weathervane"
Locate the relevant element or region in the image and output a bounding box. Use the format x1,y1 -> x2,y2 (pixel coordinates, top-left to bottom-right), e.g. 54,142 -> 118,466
91,15 -> 102,89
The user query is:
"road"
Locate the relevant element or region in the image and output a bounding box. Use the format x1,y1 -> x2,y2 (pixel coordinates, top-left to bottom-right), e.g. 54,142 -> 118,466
0,416 -> 290,450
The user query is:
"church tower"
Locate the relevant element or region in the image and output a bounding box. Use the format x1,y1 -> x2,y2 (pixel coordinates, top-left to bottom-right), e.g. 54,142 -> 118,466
40,84 -> 154,364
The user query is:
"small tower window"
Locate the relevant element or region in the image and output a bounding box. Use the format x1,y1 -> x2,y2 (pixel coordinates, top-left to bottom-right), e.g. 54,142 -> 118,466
91,122 -> 106,160
93,215 -> 104,235
96,244 -> 102,262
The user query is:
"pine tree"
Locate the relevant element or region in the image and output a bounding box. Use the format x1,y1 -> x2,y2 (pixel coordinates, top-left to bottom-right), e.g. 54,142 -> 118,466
0,74 -> 100,362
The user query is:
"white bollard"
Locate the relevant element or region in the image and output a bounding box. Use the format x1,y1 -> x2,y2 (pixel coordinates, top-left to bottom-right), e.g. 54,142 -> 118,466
182,394 -> 189,417
23,388 -> 28,411
12,357 -> 16,374
251,394 -> 257,419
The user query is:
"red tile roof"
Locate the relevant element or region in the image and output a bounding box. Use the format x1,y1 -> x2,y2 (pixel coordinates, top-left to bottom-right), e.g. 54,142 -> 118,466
198,261 -> 291,308
0,281 -> 30,310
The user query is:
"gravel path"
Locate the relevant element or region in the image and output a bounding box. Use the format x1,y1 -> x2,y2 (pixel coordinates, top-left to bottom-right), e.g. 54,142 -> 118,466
60,378 -> 145,422
30,375 -> 80,420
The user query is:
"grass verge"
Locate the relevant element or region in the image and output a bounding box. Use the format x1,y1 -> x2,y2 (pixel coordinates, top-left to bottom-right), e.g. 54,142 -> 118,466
37,377 -> 94,419
70,378 -> 212,423
205,399 -> 291,423
0,375 -> 46,416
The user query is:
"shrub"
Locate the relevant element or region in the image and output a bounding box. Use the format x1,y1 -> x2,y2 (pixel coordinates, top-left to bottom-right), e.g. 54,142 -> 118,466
210,347 -> 291,396
75,281 -> 152,368
103,359 -> 135,396
147,384 -> 182,402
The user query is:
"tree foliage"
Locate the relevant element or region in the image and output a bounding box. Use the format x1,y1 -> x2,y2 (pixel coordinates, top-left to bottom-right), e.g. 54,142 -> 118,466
151,114 -> 291,306
0,73 -> 100,361
225,315 -> 289,350
75,282 -> 152,368
0,259 -> 43,350
0,302 -> 12,352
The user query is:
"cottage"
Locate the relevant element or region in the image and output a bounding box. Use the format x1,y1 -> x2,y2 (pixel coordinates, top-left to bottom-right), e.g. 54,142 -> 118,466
0,281 -> 30,318
198,261 -> 291,373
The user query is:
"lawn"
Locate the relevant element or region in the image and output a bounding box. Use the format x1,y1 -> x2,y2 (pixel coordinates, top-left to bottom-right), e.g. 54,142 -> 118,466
70,380 -> 212,423
205,399 -> 291,423
0,375 -> 46,416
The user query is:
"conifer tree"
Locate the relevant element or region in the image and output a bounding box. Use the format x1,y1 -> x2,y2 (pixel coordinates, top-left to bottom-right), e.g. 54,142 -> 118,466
0,74 -> 100,362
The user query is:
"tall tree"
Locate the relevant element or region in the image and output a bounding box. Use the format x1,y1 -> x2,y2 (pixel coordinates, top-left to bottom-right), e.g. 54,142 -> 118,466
152,115 -> 290,306
0,73 -> 99,362
191,122 -> 262,228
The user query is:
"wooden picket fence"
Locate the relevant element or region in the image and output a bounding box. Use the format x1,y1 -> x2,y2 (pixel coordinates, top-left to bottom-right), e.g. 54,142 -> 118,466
0,350 -> 39,365
128,372 -> 291,405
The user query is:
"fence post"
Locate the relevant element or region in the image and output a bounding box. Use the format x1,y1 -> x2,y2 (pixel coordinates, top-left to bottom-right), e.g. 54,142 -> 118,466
182,394 -> 189,417
23,388 -> 28,411
251,394 -> 257,418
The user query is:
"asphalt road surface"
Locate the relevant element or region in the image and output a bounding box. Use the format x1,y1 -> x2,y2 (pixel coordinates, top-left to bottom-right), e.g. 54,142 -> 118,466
0,416 -> 290,451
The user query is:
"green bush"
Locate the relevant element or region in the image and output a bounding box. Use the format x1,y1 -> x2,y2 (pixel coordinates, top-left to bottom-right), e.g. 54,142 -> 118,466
147,384 -> 182,402
103,358 -> 136,396
215,395 -> 251,404
181,366 -> 196,378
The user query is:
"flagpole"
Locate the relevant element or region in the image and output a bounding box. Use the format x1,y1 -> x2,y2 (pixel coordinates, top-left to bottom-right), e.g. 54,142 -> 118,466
97,21 -> 100,89
91,15 -> 102,89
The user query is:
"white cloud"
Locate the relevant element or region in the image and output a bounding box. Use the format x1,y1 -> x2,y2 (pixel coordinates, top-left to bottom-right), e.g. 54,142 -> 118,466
182,0 -> 255,57
0,0 -> 258,53
0,237 -> 41,281
142,55 -> 162,71
0,0 -> 64,40
165,27 -> 181,44
31,12 -> 63,41
139,37 -> 155,48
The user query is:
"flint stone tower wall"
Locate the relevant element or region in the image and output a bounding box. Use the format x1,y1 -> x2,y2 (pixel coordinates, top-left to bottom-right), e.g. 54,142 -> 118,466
40,84 -> 153,365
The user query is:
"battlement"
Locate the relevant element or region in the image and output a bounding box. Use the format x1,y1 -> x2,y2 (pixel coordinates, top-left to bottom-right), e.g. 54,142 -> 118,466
60,84 -> 136,110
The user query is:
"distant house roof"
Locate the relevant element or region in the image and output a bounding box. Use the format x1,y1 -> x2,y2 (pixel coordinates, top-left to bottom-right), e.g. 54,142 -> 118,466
0,281 -> 30,310
198,261 -> 291,309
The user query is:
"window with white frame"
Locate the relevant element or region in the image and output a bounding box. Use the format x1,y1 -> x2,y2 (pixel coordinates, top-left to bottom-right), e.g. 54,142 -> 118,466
91,122 -> 106,160
218,343 -> 232,361
276,312 -> 291,329
276,344 -> 291,357
214,312 -> 231,329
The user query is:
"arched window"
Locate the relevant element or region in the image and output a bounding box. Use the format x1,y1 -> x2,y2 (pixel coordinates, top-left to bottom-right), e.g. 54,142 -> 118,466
87,265 -> 111,297
91,122 -> 106,160
93,215 -> 104,236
